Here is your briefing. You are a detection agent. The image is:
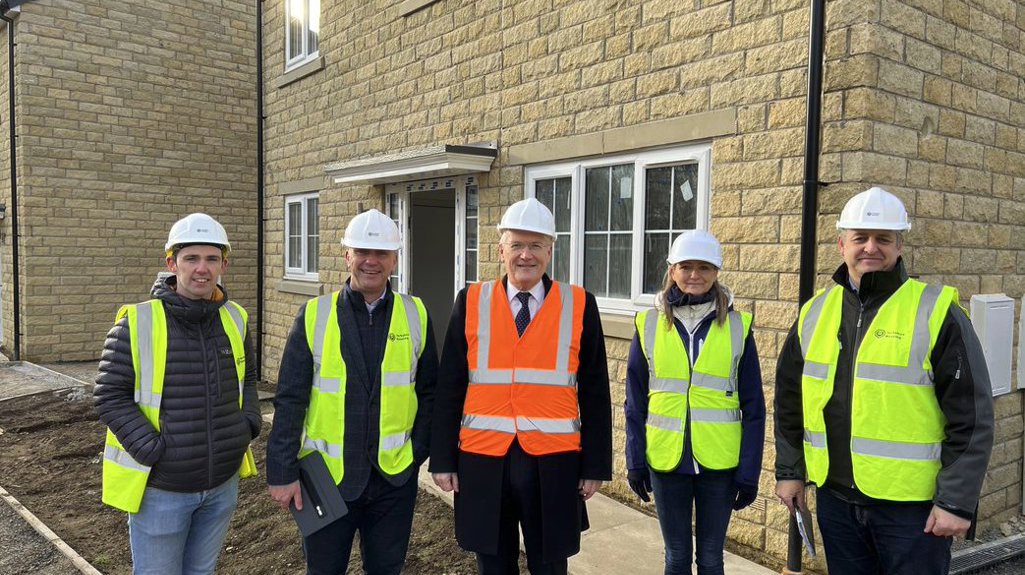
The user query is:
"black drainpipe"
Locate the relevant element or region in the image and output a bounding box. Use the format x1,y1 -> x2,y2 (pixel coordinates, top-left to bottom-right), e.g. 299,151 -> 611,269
255,0 -> 264,380
1,4 -> 21,361
788,1 -> 826,574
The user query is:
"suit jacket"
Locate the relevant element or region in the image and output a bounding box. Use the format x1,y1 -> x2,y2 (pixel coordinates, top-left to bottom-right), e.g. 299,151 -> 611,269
430,275 -> 612,559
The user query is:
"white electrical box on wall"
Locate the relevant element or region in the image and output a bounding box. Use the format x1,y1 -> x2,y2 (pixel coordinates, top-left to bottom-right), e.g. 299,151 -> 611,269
969,294 -> 1014,396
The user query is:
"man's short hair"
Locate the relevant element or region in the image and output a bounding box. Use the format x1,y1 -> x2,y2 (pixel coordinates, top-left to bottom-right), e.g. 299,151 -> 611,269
168,243 -> 229,261
837,228 -> 904,245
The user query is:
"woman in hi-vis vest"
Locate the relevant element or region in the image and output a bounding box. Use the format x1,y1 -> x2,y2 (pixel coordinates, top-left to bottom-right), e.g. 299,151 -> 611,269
624,230 -> 765,575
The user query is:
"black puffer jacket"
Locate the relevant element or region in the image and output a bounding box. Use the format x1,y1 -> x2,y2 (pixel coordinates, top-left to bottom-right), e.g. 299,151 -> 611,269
95,278 -> 261,493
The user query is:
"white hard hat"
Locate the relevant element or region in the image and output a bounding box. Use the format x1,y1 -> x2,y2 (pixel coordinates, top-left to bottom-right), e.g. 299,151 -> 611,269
836,186 -> 911,231
497,198 -> 556,239
165,213 -> 230,254
667,230 -> 722,268
343,209 -> 401,251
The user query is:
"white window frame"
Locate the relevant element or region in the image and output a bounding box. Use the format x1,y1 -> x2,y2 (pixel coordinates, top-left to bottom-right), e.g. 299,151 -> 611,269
524,144 -> 712,315
284,192 -> 320,281
285,0 -> 320,70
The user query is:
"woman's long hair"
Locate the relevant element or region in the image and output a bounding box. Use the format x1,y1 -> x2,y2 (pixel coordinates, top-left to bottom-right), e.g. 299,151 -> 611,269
658,263 -> 729,329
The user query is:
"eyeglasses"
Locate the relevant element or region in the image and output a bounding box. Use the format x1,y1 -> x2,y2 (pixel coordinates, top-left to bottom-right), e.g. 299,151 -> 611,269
504,242 -> 549,254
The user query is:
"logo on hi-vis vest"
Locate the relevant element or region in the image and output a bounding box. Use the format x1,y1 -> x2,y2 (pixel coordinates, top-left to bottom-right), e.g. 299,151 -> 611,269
873,329 -> 905,341
389,333 -> 410,341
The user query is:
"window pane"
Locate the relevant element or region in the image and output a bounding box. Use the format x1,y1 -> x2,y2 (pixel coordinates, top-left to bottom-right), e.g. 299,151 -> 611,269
536,179 -> 554,211
584,167 -> 609,232
645,166 -> 671,230
643,232 -> 670,294
583,234 -> 607,296
552,237 -> 570,283
287,202 -> 302,268
288,0 -> 304,59
554,177 -> 572,233
608,234 -> 631,298
465,185 -> 478,217
465,251 -> 477,283
308,0 -> 320,54
466,218 -> 477,250
610,164 -> 634,231
672,164 -> 698,230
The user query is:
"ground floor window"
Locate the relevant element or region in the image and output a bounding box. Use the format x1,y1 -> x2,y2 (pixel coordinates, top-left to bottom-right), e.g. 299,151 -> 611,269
284,192 -> 319,280
525,144 -> 711,313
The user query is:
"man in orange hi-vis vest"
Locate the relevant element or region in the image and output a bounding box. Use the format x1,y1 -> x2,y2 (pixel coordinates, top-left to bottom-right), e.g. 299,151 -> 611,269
430,198 -> 612,575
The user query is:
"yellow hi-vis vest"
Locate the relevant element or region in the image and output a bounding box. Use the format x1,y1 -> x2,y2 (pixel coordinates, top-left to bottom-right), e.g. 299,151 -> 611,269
635,308 -> 751,472
102,299 -> 256,513
300,291 -> 427,485
798,280 -> 957,501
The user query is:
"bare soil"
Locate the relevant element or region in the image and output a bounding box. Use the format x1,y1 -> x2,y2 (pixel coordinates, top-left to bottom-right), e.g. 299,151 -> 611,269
0,389 -> 481,574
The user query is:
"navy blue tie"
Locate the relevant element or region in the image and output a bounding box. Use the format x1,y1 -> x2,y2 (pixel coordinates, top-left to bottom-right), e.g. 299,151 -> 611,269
515,292 -> 532,336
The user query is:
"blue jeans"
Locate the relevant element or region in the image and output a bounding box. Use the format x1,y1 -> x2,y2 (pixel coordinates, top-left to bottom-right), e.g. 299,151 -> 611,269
816,487 -> 952,575
302,470 -> 418,575
127,474 -> 240,575
650,470 -> 736,575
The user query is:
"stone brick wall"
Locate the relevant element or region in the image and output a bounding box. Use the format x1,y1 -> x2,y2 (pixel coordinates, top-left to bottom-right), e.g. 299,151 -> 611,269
8,0 -> 258,361
261,0 -> 1025,567
0,20 -> 12,356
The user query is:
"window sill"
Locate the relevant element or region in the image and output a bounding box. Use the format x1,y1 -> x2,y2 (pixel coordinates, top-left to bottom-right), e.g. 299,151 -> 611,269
599,312 -> 636,340
398,0 -> 440,16
275,56 -> 325,89
277,278 -> 324,297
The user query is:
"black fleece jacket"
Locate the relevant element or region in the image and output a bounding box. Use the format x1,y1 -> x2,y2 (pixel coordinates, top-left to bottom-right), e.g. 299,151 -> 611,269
774,259 -> 993,517
95,278 -> 261,492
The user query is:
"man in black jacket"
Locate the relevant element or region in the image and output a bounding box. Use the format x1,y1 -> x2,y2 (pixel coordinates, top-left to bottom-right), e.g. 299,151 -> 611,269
774,187 -> 993,575
95,213 -> 261,575
430,198 -> 612,575
266,209 -> 438,575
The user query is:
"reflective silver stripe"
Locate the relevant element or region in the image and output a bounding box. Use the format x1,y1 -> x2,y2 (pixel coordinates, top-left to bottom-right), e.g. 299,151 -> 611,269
515,416 -> 580,434
728,310 -> 744,385
554,281 -> 574,372
646,413 -> 682,433
380,431 -> 411,451
224,302 -> 245,340
691,373 -> 730,392
398,294 -> 423,376
856,363 -> 930,386
851,437 -> 941,461
641,308 -> 658,364
800,289 -> 831,358
461,414 -> 516,434
691,408 -> 740,423
476,282 -> 494,371
514,369 -> 576,387
803,361 -> 831,380
804,429 -> 826,449
650,377 -> 688,394
104,444 -> 150,472
469,369 -> 514,384
856,284 -> 942,387
303,437 -> 342,459
311,294 -> 335,394
315,377 -> 341,394
382,371 -> 411,387
134,302 -> 161,409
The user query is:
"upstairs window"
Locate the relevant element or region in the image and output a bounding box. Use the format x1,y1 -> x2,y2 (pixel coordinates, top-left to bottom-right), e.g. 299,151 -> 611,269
286,0 -> 320,69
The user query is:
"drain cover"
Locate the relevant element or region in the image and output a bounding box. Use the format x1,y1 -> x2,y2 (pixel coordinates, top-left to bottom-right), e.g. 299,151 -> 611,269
950,534 -> 1025,574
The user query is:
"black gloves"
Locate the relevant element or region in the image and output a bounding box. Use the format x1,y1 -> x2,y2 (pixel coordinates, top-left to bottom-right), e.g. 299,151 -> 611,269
733,483 -> 758,510
627,468 -> 652,502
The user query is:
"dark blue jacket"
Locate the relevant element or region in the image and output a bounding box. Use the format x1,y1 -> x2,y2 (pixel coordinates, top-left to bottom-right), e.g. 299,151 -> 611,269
624,304 -> 765,489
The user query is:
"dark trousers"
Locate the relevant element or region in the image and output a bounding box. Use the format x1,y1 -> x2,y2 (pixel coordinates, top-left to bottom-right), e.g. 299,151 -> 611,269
302,470 -> 418,575
475,441 -> 569,575
816,487 -> 952,575
649,470 -> 736,575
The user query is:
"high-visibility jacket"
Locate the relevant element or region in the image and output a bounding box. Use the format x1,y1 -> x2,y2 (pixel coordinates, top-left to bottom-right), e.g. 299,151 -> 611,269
299,291 -> 427,485
460,280 -> 585,456
102,299 -> 256,513
635,309 -> 751,472
798,279 -> 957,501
